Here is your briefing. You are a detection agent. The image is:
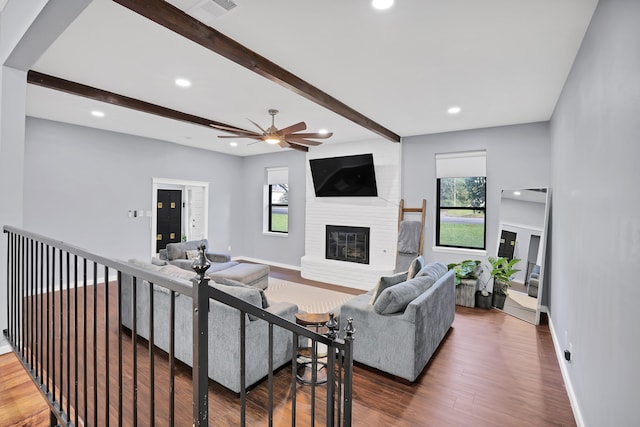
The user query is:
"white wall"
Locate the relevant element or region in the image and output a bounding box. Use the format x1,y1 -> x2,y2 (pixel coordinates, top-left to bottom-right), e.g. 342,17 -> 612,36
401,122 -> 551,269
301,139 -> 401,289
23,118 -> 243,261
549,0 -> 640,425
0,0 -> 90,354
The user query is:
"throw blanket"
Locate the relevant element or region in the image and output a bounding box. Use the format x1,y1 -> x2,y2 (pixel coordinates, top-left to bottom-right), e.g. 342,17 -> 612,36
397,221 -> 422,254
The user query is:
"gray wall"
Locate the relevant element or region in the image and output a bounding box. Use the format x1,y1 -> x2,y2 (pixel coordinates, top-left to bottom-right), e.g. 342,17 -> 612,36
23,118 -> 243,261
549,0 -> 640,424
401,122 -> 551,268
238,150 -> 307,267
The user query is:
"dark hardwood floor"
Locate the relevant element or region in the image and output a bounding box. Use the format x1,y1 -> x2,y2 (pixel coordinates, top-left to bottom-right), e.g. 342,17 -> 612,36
0,267 -> 575,426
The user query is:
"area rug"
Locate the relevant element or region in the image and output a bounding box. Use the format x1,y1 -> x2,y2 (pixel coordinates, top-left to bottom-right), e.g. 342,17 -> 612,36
508,290 -> 538,310
265,278 -> 356,314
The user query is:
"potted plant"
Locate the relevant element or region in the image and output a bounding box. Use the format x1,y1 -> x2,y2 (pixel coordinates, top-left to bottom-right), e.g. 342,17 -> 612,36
486,256 -> 521,309
447,260 -> 481,308
475,270 -> 493,309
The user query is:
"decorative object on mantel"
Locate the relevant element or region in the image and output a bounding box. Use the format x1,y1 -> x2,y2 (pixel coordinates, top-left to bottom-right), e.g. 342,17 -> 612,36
209,109 -> 332,152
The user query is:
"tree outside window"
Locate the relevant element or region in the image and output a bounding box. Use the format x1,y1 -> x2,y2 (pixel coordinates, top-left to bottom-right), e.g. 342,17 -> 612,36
436,176 -> 486,249
269,184 -> 288,233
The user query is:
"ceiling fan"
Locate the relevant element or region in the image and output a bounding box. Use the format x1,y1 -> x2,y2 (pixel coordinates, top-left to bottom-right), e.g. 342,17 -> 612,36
209,109 -> 333,151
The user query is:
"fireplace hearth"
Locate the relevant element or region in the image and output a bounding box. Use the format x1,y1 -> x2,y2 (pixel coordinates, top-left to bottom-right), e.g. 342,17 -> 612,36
326,225 -> 370,264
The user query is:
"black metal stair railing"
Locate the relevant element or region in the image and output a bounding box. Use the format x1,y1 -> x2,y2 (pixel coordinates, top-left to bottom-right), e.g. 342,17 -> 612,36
3,225 -> 354,426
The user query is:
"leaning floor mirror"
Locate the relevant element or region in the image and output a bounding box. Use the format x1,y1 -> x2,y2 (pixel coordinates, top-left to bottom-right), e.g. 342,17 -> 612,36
495,188 -> 550,324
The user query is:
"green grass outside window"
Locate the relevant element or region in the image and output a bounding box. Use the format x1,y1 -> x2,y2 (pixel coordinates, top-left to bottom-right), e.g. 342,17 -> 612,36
271,213 -> 288,233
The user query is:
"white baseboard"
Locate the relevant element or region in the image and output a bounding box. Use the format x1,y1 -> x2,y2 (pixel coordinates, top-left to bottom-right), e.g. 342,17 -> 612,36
547,314 -> 585,427
232,256 -> 301,272
0,335 -> 11,355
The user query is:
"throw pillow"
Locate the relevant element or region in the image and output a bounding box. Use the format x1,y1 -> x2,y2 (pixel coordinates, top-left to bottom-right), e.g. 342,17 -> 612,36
369,271 -> 408,305
373,276 -> 425,314
221,278 -> 269,308
407,256 -> 425,279
415,262 -> 448,281
186,249 -> 199,260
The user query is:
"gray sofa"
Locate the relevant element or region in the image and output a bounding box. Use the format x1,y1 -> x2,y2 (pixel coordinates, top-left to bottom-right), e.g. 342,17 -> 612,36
158,239 -> 270,290
339,259 -> 455,382
120,261 -> 297,393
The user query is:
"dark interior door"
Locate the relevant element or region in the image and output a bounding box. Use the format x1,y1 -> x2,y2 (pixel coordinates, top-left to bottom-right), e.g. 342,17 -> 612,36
498,230 -> 517,260
156,189 -> 182,253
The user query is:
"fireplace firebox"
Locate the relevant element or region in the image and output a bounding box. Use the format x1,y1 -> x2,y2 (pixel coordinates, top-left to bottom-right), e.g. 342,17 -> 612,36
326,225 -> 370,264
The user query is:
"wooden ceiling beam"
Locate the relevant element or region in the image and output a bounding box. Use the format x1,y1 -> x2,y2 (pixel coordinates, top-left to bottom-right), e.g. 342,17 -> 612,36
112,0 -> 401,143
27,70 -> 252,133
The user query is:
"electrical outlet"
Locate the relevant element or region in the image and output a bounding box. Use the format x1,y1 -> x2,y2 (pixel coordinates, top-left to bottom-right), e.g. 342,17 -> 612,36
227,245 -> 232,251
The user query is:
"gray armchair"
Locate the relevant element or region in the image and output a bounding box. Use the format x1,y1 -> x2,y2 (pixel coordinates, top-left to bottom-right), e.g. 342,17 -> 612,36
528,264 -> 540,297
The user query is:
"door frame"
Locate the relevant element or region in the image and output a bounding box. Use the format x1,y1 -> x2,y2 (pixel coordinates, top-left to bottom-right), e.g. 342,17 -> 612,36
151,178 -> 209,256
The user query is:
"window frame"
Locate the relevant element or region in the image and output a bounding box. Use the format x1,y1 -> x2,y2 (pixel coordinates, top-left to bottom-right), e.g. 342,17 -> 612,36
435,176 -> 487,250
267,183 -> 289,234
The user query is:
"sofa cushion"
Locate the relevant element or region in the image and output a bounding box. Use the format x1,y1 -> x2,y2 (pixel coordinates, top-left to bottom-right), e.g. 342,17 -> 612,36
373,274 -> 435,315
166,239 -> 208,261
127,258 -> 163,272
416,262 -> 448,282
211,281 -> 263,321
205,261 -> 240,273
370,271 -> 408,305
186,249 -> 199,260
221,278 -> 269,308
407,256 -> 425,279
159,264 -> 197,281
151,257 -> 168,266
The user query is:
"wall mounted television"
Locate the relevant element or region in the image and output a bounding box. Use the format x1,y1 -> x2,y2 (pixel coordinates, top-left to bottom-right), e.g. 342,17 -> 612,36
309,153 -> 378,197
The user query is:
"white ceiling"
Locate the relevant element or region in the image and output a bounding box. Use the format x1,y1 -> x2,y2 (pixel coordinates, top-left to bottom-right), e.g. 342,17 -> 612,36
26,0 -> 598,156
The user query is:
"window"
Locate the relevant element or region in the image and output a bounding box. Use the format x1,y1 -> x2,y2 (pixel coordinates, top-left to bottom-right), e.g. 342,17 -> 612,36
266,168 -> 288,233
435,152 -> 486,250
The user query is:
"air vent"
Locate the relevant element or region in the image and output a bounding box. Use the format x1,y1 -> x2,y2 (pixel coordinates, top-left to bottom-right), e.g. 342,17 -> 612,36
187,0 -> 238,23
210,0 -> 237,12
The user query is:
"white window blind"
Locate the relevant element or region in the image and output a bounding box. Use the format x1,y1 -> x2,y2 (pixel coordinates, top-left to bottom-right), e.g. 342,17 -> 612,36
267,167 -> 288,185
436,151 -> 486,178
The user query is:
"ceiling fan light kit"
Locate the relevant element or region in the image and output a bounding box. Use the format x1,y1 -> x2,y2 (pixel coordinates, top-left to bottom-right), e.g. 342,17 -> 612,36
208,108 -> 332,151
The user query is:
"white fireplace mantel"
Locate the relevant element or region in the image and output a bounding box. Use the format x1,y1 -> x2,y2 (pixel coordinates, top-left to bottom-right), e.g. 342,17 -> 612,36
301,140 -> 401,290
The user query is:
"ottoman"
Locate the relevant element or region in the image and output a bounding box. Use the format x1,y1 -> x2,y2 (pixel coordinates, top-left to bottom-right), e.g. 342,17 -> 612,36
208,263 -> 270,290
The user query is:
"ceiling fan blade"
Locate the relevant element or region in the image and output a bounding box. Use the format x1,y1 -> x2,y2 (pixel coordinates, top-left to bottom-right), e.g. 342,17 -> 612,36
285,137 -> 323,146
286,142 -> 309,152
218,135 -> 263,139
209,123 -> 256,134
288,132 -> 333,139
247,119 -> 267,134
277,121 -> 306,135
277,139 -> 291,148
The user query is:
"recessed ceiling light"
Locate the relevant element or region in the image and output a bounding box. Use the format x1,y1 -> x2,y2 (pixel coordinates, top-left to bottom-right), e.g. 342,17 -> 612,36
318,128 -> 329,135
514,191 -> 521,196
175,78 -> 191,88
229,142 -> 238,147
372,0 -> 394,10
447,106 -> 461,115
91,110 -> 104,118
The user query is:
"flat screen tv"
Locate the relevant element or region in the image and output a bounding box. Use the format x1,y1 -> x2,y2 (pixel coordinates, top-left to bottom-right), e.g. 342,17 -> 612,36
309,153 -> 378,197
